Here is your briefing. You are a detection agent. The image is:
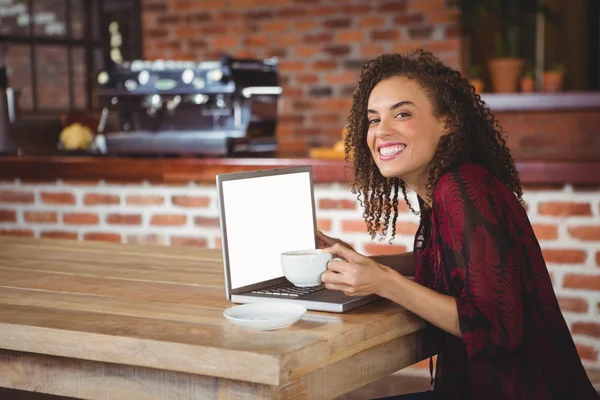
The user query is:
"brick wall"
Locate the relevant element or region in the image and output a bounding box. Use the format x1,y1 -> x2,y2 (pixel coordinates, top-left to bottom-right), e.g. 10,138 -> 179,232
142,0 -> 461,153
1,179 -> 599,370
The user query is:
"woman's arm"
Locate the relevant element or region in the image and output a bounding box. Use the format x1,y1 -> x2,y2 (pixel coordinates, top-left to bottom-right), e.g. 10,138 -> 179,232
317,230 -> 416,276
322,244 -> 460,337
378,267 -> 461,337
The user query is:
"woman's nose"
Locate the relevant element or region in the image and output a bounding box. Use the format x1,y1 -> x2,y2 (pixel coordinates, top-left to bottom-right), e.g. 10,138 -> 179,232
375,118 -> 395,138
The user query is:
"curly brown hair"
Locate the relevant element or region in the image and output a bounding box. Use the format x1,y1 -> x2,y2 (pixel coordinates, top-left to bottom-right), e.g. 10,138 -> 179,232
345,48 -> 523,241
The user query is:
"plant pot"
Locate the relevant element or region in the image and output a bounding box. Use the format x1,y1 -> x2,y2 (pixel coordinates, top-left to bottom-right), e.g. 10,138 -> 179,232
543,71 -> 564,92
520,77 -> 534,93
469,78 -> 484,94
488,58 -> 525,93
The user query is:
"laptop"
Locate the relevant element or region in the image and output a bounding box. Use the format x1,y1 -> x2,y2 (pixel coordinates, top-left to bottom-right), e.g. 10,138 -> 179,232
216,165 -> 380,313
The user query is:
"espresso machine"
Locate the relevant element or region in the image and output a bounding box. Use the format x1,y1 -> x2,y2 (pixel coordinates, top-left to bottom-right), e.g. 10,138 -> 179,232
95,54 -> 282,156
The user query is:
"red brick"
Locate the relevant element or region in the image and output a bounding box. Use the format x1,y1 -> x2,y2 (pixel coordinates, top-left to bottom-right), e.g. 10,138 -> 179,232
174,26 -> 199,38
394,222 -> 419,236
262,21 -> 288,33
293,46 -> 318,58
345,4 -> 371,14
84,194 -> 120,206
171,236 -> 208,247
337,30 -> 365,44
244,34 -> 270,47
0,229 -> 34,237
572,322 -> 600,338
538,202 -> 592,217
324,45 -> 351,56
0,190 -> 34,203
364,243 -> 408,256
279,60 -> 305,72
194,216 -> 220,227
557,296 -> 589,313
125,195 -> 164,205
40,231 -> 78,240
106,214 -> 142,225
377,0 -> 407,13
568,226 -> 600,241
308,5 -> 341,16
319,199 -> 356,210
575,343 -> 598,362
275,34 -> 302,46
311,113 -> 342,124
359,16 -> 386,28
394,13 -> 425,24
325,71 -> 358,85
215,237 -> 222,249
563,274 -> 600,290
312,60 -> 337,70
294,21 -> 318,31
323,18 -> 351,29
83,232 -> 122,243
317,219 -> 332,231
597,251 -> 600,267
172,196 -> 210,208
278,7 -> 307,18
532,224 -> 558,240
213,37 -> 239,48
296,73 -> 320,84
542,249 -> 587,264
24,212 -> 58,224
421,39 -> 460,54
63,213 -> 100,225
0,210 -> 16,222
151,214 -> 187,226
341,220 -> 366,233
371,29 -> 401,41
304,33 -> 333,44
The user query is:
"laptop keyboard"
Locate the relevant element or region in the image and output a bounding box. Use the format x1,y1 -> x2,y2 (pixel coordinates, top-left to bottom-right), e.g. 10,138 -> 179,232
252,283 -> 325,297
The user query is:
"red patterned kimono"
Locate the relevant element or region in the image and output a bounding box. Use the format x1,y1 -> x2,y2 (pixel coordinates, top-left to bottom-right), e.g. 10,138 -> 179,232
413,161 -> 598,400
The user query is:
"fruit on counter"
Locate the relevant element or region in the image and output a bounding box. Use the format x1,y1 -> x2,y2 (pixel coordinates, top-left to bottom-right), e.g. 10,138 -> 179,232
59,123 -> 94,150
333,140 -> 344,152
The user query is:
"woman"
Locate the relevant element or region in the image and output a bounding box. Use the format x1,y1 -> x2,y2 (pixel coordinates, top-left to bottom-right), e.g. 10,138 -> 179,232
318,49 -> 598,400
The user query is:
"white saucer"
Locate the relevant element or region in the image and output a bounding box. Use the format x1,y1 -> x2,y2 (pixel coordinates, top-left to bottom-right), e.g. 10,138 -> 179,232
223,302 -> 307,331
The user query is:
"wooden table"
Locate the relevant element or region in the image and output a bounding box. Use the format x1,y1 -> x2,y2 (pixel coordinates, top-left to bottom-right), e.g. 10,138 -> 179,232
0,237 -> 435,400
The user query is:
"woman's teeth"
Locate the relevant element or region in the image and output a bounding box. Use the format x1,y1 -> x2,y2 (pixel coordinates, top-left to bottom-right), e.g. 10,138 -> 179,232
379,144 -> 406,157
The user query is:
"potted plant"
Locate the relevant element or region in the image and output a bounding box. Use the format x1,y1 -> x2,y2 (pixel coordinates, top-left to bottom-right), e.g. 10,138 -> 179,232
467,65 -> 484,93
520,66 -> 535,93
543,63 -> 565,92
452,0 -> 554,93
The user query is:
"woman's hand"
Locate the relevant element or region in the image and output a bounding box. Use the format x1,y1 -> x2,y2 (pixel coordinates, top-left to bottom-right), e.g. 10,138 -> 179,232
321,243 -> 392,297
316,230 -> 354,251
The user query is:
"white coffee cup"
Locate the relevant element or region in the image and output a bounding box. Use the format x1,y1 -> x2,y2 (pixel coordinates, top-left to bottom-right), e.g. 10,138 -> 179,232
280,249 -> 332,287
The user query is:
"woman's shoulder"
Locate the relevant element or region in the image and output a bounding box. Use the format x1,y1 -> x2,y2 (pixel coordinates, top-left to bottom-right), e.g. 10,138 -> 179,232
434,161 -> 495,196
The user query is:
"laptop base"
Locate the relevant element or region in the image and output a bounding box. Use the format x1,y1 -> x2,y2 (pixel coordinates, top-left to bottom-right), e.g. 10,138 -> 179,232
231,291 -> 381,313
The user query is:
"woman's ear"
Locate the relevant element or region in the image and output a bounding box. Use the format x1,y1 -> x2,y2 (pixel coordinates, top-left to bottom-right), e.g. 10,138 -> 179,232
439,116 -> 453,136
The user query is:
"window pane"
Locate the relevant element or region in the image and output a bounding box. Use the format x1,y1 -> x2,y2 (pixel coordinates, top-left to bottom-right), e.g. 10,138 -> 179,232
70,0 -> 84,39
4,45 -> 33,111
35,46 -> 69,110
72,46 -> 86,109
33,0 -> 67,37
0,0 -> 30,36
91,0 -> 100,40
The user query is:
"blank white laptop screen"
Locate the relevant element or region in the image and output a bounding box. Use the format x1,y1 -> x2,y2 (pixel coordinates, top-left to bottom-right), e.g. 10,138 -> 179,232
221,171 -> 316,290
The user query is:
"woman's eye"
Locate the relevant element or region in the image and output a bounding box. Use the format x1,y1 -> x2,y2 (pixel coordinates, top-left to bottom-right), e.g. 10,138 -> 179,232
395,112 -> 410,118
368,118 -> 380,125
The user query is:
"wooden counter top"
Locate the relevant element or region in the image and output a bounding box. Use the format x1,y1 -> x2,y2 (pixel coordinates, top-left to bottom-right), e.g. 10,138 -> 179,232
0,237 -> 435,399
0,155 -> 599,185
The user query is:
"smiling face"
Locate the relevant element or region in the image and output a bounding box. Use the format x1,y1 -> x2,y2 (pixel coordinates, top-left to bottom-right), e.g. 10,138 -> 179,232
366,76 -> 447,193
